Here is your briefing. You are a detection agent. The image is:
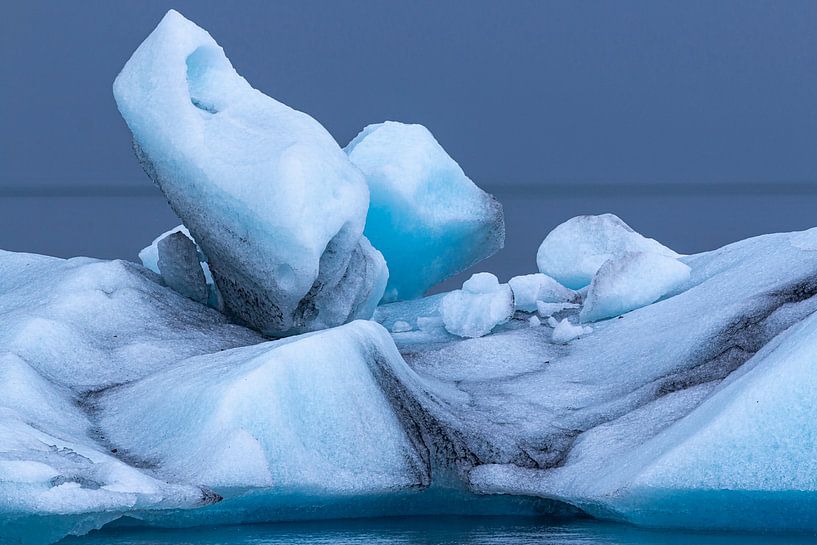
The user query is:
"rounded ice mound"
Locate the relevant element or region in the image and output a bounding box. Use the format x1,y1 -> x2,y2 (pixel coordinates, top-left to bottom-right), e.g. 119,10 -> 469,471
537,214 -> 679,289
580,251 -> 691,323
441,273 -> 513,338
346,121 -> 505,303
508,273 -> 575,312
114,10 -> 386,336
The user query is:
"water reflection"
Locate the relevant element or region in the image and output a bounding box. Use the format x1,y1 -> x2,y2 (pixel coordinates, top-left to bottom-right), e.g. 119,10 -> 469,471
65,517 -> 817,545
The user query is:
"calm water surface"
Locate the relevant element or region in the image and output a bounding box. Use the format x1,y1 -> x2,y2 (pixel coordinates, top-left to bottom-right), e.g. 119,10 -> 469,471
63,517 -> 817,545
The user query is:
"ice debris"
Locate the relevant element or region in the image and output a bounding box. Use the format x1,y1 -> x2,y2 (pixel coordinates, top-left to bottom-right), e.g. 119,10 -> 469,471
580,251 -> 691,322
537,214 -> 679,289
346,121 -> 504,302
441,273 -> 513,338
550,318 -> 592,344
114,10 -> 386,336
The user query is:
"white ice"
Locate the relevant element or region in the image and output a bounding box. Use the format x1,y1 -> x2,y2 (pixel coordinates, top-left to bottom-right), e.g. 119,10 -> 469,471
346,121 -> 504,302
114,10 -> 386,336
536,214 -> 679,289
580,251 -> 691,323
508,273 -> 575,312
550,318 -> 592,344
440,273 -> 513,338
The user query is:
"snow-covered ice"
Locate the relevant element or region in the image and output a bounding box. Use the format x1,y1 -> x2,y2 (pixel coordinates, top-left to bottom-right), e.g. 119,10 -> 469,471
537,214 -> 680,289
580,251 -> 691,322
440,273 -> 513,338
346,121 -> 504,302
508,273 -> 575,312
114,10 -> 386,336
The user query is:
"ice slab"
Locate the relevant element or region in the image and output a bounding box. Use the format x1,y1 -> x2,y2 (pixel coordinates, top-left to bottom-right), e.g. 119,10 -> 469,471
139,224 -> 221,309
346,121 -> 504,302
441,273 -> 513,338
115,10 -> 386,336
537,214 -> 679,289
580,252 -> 691,323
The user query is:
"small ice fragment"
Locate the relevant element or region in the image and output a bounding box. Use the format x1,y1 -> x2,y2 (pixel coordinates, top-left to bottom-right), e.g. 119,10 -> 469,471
441,273 -> 513,338
391,320 -> 413,333
547,316 -> 559,328
536,301 -> 581,317
528,315 -> 541,327
508,273 -> 575,312
551,318 -> 592,344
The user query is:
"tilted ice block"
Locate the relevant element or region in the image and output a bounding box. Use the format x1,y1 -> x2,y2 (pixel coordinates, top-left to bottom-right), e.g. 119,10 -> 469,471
580,252 -> 691,323
97,321 -> 429,494
508,273 -> 575,312
537,214 -> 679,289
441,273 -> 513,338
114,10 -> 386,336
140,225 -> 222,310
157,231 -> 208,304
346,121 -> 504,302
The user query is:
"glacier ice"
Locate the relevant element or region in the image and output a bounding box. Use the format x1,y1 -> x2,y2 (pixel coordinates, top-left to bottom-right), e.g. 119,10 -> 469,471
114,10 -> 386,336
580,251 -> 691,322
346,121 -> 505,302
508,273 -> 575,312
537,214 -> 680,289
440,273 -> 514,338
96,321 -> 429,494
6,7 -> 817,542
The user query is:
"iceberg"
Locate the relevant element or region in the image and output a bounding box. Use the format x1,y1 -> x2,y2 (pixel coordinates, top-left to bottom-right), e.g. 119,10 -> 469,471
114,10 -> 386,336
346,121 -> 504,302
440,273 -> 513,338
537,214 -> 680,289
579,251 -> 691,322
6,7 -> 817,543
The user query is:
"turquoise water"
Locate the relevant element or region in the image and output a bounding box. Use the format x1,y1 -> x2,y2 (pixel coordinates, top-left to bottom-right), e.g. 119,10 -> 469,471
63,517 -> 817,545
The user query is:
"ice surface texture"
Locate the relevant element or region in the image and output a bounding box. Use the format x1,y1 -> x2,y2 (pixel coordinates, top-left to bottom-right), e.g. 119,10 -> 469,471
114,10 -> 386,336
346,122 -> 505,302
537,214 -> 679,289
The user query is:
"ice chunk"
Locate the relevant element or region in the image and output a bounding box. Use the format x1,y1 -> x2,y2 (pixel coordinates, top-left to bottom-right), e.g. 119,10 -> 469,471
550,318 -> 592,344
114,10 -> 386,336
139,224 -> 222,309
528,315 -> 541,327
441,273 -> 513,338
97,321 -> 429,493
537,214 -> 679,289
580,252 -> 691,322
508,273 -> 575,312
346,121 -> 504,302
157,230 -> 208,304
